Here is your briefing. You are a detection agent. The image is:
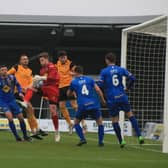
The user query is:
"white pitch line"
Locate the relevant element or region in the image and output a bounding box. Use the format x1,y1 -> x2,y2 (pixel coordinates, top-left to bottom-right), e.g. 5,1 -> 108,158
63,134 -> 163,154
129,145 -> 162,153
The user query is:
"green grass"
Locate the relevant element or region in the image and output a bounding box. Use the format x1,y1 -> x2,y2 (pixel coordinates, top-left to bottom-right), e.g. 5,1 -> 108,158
0,131 -> 168,168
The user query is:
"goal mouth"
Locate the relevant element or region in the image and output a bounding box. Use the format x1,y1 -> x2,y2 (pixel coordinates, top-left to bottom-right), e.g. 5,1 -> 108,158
121,15 -> 168,153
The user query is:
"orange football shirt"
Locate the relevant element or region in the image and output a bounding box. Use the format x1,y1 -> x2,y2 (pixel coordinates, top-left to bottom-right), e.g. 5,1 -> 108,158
56,59 -> 73,88
7,65 -> 33,91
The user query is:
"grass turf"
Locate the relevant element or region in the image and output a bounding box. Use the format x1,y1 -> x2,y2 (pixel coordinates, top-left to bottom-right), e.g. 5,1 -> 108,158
0,131 -> 167,168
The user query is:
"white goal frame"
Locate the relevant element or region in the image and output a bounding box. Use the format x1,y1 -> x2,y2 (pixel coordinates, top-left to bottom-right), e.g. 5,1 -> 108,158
120,15 -> 168,153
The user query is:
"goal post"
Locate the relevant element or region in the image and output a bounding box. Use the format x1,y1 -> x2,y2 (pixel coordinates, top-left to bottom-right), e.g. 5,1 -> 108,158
120,15 -> 168,153
163,16 -> 168,153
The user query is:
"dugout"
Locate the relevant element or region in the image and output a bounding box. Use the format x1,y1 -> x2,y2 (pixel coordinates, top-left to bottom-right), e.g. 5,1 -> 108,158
0,14 -> 158,117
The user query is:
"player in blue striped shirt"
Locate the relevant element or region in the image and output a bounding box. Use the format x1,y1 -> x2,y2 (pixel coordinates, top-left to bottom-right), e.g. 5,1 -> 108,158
0,65 -> 32,142
67,66 -> 106,146
99,53 -> 144,147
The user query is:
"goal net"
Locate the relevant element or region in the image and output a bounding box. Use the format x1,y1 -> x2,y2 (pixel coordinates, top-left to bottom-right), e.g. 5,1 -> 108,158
121,15 -> 168,153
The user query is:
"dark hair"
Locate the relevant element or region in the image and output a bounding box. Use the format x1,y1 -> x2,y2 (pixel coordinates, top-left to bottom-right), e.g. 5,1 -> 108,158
0,65 -> 7,69
105,52 -> 116,63
19,54 -> 28,60
38,52 -> 49,59
57,50 -> 67,57
74,66 -> 83,74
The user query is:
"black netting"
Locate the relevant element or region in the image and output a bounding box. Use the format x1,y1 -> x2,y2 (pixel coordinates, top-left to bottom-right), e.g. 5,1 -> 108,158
126,32 -> 166,128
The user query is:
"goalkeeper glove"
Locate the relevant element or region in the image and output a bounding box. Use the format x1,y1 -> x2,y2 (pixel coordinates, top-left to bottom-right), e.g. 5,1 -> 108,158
33,75 -> 47,81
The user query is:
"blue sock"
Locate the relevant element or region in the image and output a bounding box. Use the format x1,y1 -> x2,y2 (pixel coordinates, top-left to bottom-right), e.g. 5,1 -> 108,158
74,124 -> 85,141
129,116 -> 141,137
98,125 -> 104,144
112,122 -> 123,144
19,120 -> 28,138
9,121 -> 20,140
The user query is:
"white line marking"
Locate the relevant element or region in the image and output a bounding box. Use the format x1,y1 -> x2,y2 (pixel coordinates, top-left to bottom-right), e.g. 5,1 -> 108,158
63,134 -> 163,154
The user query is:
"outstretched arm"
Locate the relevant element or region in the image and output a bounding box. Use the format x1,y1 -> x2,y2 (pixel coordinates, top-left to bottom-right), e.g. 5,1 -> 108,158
122,68 -> 136,91
7,67 -> 17,75
67,81 -> 76,97
126,74 -> 136,90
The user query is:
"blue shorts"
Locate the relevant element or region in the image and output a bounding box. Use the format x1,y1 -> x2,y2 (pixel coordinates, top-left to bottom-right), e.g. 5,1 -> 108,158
76,106 -> 102,120
0,100 -> 22,116
108,100 -> 131,117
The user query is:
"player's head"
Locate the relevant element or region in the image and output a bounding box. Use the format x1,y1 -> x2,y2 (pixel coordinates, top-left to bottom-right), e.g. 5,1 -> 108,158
19,54 -> 29,66
73,66 -> 84,76
105,52 -> 116,65
0,65 -> 8,76
38,52 -> 50,66
57,50 -> 68,64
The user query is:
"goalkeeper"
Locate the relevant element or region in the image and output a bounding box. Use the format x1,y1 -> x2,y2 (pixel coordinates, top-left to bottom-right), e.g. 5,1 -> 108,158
23,52 -> 60,142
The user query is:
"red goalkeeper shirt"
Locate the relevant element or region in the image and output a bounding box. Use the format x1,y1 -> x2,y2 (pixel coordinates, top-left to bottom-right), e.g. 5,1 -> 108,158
40,62 -> 60,87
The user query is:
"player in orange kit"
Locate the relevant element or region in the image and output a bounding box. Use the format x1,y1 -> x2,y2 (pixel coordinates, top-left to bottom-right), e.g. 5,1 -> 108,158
8,54 -> 47,139
56,50 -> 87,134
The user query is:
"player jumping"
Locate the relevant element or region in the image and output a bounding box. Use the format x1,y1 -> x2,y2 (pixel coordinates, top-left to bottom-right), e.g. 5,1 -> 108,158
56,50 -> 87,134
23,52 -> 60,142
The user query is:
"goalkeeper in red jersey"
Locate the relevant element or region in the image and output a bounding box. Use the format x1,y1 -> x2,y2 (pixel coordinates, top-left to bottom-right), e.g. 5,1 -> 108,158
24,52 -> 60,142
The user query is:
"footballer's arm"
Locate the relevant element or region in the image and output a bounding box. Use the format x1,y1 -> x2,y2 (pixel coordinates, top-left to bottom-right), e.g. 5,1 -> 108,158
69,62 -> 76,76
94,84 -> 106,106
7,67 -> 17,75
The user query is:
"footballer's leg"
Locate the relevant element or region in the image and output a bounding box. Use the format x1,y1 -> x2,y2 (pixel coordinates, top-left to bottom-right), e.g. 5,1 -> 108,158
112,116 -> 126,148
59,87 -> 73,130
23,88 -> 34,107
49,103 -> 60,142
70,99 -> 87,134
26,103 -> 43,140
81,119 -> 87,134
16,95 -> 47,139
69,99 -> 79,134
12,100 -> 32,142
96,116 -> 104,147
26,103 -> 38,133
27,102 -> 48,138
17,113 -> 32,142
74,112 -> 87,146
41,85 -> 60,142
59,101 -> 73,134
24,75 -> 46,105
123,101 -> 144,144
126,111 -> 144,144
5,111 -> 22,141
70,99 -> 78,112
109,104 -> 126,148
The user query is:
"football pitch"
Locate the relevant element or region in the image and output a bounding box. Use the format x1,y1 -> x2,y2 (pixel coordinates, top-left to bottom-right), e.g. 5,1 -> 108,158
0,131 -> 167,168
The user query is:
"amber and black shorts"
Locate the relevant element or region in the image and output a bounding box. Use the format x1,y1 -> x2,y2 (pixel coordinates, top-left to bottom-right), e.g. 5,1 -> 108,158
59,86 -> 76,101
